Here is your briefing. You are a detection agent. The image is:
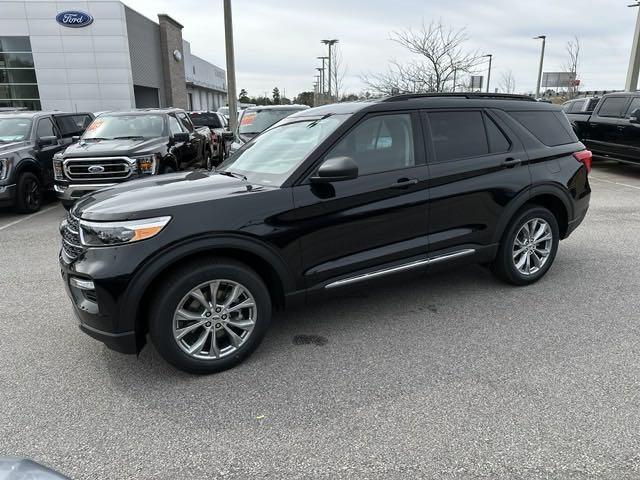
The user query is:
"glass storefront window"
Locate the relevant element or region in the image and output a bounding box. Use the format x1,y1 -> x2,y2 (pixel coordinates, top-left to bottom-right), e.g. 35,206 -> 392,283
0,85 -> 40,100
0,37 -> 32,53
0,37 -> 39,110
0,52 -> 35,69
0,69 -> 37,84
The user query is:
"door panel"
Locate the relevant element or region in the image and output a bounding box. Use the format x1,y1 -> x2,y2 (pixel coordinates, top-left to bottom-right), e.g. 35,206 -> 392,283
292,111 -> 428,287
613,97 -> 640,163
585,96 -> 631,158
423,109 -> 531,253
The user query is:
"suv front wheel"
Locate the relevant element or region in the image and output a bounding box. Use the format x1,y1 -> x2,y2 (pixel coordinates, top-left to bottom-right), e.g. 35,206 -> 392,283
492,206 -> 560,286
149,258 -> 272,374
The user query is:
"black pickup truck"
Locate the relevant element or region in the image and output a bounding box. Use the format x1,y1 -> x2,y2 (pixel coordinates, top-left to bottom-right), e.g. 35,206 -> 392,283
0,111 -> 93,212
188,111 -> 234,165
576,92 -> 640,165
54,108 -> 212,208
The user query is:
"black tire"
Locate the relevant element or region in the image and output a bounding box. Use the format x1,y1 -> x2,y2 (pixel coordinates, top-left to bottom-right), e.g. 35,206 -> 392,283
149,257 -> 272,374
160,164 -> 176,174
15,172 -> 43,213
491,205 -> 560,286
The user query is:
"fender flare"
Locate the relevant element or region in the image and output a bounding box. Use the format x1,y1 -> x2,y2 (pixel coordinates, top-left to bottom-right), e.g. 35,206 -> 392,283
118,233 -> 297,335
491,183 -> 573,244
13,157 -> 42,181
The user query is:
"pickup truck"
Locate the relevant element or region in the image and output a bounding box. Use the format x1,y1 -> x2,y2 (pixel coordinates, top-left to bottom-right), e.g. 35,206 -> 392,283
188,111 -> 234,165
0,111 -> 93,213
562,96 -> 600,138
53,108 -> 212,208
575,92 -> 640,165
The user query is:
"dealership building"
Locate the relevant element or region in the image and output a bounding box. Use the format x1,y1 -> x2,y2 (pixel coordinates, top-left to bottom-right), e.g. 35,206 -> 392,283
0,0 -> 227,112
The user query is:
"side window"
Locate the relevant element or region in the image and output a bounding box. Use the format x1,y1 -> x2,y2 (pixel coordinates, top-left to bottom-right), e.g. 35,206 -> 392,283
177,112 -> 194,132
325,113 -> 415,176
428,111 -> 488,162
485,115 -> 511,153
36,117 -> 56,139
597,97 -> 630,118
510,111 -> 577,146
625,97 -> 640,118
562,102 -> 572,113
168,115 -> 184,136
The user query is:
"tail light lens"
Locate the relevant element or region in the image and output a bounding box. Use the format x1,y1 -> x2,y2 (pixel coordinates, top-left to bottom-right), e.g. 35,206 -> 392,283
573,150 -> 592,173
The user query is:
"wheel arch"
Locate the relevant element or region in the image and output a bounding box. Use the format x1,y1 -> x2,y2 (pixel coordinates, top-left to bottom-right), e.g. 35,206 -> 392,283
120,235 -> 296,351
14,157 -> 43,181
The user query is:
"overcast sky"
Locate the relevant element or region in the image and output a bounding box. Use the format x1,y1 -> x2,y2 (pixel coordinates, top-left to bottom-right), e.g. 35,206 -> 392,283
123,0 -> 639,98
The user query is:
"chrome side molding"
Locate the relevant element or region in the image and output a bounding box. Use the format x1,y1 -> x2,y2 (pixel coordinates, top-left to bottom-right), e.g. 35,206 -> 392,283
325,248 -> 476,289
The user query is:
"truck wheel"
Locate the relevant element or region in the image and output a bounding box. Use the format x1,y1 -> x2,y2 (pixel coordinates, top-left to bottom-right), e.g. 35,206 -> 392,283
160,164 -> 175,174
491,205 -> 559,286
15,172 -> 43,213
149,257 -> 272,374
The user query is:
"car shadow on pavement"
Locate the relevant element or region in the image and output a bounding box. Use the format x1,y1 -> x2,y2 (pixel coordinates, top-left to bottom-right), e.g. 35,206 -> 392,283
593,159 -> 640,180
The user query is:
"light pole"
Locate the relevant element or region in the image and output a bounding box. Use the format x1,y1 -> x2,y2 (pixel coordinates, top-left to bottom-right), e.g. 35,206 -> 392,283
314,75 -> 321,106
223,0 -> 238,133
321,39 -> 339,100
483,54 -> 493,93
534,35 -> 546,99
626,2 -> 640,91
317,56 -> 328,94
316,67 -> 324,101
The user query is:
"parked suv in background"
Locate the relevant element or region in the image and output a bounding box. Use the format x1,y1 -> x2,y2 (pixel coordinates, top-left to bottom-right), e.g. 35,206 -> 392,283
59,93 -> 591,374
54,108 -> 212,208
188,111 -> 234,164
0,111 -> 93,212
230,104 -> 310,154
562,96 -> 599,138
578,92 -> 640,165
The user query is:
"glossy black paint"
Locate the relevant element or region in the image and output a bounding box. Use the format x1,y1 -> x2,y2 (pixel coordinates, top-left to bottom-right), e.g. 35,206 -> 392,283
59,96 -> 591,354
0,111 -> 93,207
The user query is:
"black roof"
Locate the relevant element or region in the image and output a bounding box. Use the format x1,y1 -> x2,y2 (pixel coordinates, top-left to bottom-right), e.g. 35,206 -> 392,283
103,108 -> 186,116
0,110 -> 90,118
291,93 -> 560,118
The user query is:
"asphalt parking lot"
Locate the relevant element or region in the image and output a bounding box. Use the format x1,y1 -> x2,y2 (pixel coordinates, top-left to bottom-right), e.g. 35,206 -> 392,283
1,161 -> 639,479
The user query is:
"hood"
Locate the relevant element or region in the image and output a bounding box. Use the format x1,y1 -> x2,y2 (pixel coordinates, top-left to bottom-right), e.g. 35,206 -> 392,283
74,170 -> 272,221
0,140 -> 29,155
63,138 -> 166,158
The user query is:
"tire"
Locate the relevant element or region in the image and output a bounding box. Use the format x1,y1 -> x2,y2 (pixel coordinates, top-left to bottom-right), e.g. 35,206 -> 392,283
160,164 -> 176,174
206,148 -> 214,171
149,257 -> 272,374
15,172 -> 43,214
491,205 -> 560,286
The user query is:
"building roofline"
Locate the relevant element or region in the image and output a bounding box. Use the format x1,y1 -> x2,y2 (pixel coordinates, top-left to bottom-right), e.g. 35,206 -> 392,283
157,13 -> 183,29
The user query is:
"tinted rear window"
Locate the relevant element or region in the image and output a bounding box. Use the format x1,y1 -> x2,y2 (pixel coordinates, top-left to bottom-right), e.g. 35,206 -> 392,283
509,111 -> 577,147
570,100 -> 586,113
428,111 -> 488,161
190,113 -> 222,128
597,97 -> 629,118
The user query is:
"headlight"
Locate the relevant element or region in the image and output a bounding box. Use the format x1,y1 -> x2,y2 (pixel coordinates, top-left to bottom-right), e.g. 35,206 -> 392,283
53,154 -> 64,181
134,154 -> 158,176
0,158 -> 9,180
79,216 -> 171,247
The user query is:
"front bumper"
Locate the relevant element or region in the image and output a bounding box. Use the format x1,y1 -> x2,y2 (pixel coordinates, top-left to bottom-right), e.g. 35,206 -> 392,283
0,183 -> 16,206
54,182 -> 116,204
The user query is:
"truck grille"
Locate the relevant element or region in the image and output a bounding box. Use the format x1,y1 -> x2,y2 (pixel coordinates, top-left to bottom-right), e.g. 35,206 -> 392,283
64,157 -> 134,181
60,212 -> 83,260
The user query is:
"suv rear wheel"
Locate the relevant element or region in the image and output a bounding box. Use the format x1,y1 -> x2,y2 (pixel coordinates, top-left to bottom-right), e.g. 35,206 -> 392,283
149,258 -> 272,374
491,205 -> 559,286
15,172 -> 43,213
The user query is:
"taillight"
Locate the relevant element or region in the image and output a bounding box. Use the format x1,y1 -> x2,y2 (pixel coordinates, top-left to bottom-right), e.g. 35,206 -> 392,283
573,150 -> 592,173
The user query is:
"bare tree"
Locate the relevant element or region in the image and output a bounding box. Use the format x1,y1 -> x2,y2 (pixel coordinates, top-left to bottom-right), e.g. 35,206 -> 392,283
499,70 -> 516,94
361,20 -> 483,95
330,44 -> 348,100
563,36 -> 580,99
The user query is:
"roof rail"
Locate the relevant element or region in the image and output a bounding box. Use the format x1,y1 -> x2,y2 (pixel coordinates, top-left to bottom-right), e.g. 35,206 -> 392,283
382,93 -> 537,102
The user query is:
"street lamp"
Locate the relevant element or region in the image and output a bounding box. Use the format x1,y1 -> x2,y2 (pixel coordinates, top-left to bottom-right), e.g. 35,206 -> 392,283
483,54 -> 493,93
223,0 -> 238,132
321,39 -> 339,100
316,67 -> 325,98
317,56 -> 328,94
626,2 -> 640,91
534,35 -> 547,99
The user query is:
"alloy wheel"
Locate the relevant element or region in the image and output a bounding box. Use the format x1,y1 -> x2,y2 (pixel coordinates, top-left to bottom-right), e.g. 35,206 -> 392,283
512,218 -> 553,276
172,279 -> 257,360
24,178 -> 41,210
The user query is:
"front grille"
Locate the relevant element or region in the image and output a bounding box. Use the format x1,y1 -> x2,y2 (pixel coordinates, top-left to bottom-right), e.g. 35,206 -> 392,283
61,212 -> 83,260
64,157 -> 134,181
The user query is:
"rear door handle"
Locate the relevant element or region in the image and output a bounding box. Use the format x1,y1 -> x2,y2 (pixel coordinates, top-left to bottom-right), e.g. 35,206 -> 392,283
390,178 -> 419,189
503,158 -> 522,168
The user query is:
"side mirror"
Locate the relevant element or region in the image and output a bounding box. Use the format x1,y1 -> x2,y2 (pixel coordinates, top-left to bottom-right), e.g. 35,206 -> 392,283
37,136 -> 58,148
310,156 -> 358,183
630,108 -> 640,124
172,132 -> 190,143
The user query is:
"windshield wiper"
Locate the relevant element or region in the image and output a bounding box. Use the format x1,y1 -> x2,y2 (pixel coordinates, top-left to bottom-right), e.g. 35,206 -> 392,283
112,136 -> 145,140
82,137 -> 108,142
217,170 -> 247,181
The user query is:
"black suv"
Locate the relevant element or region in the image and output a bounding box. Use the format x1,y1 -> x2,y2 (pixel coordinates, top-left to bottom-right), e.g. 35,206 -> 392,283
59,94 -> 591,374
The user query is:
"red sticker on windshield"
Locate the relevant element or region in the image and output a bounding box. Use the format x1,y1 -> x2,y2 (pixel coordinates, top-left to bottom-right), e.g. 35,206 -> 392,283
240,112 -> 256,126
86,119 -> 103,132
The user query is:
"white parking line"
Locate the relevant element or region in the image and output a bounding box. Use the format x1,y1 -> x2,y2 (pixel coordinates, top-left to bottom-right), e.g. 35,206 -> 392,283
590,176 -> 640,191
0,205 -> 59,232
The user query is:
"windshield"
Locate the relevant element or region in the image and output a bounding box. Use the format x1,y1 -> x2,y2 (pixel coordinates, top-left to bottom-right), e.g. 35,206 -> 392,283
82,114 -> 165,140
191,113 -> 222,129
0,117 -> 32,142
219,114 -> 349,186
239,109 -> 306,135
218,107 -> 229,116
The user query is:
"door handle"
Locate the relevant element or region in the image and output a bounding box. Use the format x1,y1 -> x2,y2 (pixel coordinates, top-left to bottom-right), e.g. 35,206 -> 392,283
390,178 -> 419,189
503,158 -> 522,168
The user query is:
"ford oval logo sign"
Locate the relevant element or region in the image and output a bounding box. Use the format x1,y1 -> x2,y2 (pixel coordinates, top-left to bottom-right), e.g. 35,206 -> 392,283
88,165 -> 105,174
56,11 -> 94,28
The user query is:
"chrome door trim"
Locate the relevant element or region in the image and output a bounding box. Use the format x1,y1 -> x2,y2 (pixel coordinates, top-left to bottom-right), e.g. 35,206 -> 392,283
324,249 -> 475,289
